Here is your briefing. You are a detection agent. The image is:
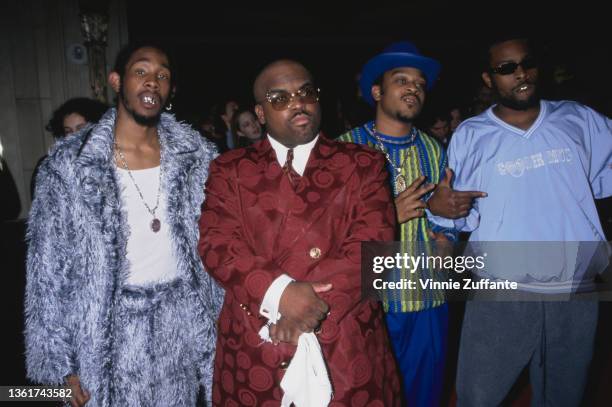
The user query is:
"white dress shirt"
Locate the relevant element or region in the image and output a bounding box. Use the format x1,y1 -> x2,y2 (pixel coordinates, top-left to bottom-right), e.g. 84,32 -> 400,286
267,134 -> 319,176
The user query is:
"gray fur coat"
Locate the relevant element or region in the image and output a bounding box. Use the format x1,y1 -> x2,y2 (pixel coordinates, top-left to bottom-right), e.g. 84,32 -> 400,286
25,108 -> 223,405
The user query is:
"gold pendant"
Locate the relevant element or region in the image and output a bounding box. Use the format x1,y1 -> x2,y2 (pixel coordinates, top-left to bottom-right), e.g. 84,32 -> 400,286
395,174 -> 407,193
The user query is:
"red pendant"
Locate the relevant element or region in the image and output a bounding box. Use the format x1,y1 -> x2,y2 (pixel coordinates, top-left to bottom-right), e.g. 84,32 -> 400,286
151,218 -> 161,232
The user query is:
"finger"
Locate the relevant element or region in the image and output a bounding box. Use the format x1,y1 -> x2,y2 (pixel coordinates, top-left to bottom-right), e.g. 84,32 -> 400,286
406,206 -> 427,220
427,229 -> 436,240
409,200 -> 427,211
309,304 -> 327,321
73,382 -> 87,406
305,300 -> 325,321
83,390 -> 91,403
72,390 -> 86,407
274,329 -> 284,344
290,330 -> 301,345
299,321 -> 312,333
271,325 -> 282,345
405,176 -> 426,193
312,283 -> 333,293
411,200 -> 427,209
269,323 -> 277,338
395,190 -> 411,202
279,323 -> 291,344
414,183 -> 436,198
316,300 -> 330,315
407,209 -> 426,219
305,306 -> 320,322
440,168 -> 453,186
454,190 -> 487,199
308,316 -> 321,330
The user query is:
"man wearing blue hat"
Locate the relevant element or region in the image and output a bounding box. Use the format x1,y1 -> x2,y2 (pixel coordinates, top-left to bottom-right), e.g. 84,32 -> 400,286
339,41 -> 484,406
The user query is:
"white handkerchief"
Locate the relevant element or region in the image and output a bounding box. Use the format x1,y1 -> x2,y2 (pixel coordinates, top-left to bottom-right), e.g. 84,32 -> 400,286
258,276 -> 333,407
280,332 -> 332,407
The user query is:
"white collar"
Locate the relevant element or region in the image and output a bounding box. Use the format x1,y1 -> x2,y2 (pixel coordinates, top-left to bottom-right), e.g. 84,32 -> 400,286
267,134 -> 319,176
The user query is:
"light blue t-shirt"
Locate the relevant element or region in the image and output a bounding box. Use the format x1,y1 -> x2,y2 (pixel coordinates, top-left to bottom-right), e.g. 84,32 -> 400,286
433,100 -> 612,291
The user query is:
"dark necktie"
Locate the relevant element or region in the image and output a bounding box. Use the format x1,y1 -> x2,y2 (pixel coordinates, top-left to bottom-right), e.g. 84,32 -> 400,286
283,148 -> 300,186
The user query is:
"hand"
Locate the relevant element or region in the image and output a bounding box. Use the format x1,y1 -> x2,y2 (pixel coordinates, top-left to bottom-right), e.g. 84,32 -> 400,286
269,317 -> 304,346
65,374 -> 90,407
394,176 -> 436,223
278,282 -> 332,332
427,168 -> 487,219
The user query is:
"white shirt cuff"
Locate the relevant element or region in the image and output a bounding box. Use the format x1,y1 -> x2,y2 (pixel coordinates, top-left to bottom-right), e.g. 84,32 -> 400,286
260,273 -> 295,322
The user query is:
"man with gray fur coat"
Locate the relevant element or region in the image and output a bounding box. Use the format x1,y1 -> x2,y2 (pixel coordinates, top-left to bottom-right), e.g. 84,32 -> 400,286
25,43 -> 223,406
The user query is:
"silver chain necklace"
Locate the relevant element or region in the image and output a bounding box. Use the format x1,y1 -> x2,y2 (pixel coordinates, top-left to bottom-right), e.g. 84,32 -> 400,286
365,124 -> 417,193
114,140 -> 163,233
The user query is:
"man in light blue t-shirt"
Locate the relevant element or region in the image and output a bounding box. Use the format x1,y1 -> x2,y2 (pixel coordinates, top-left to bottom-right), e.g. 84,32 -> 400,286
435,38 -> 611,406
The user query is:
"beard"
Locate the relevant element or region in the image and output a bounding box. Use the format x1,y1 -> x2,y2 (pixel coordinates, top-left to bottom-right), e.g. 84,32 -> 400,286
393,102 -> 422,124
494,83 -> 540,111
388,94 -> 422,124
119,86 -> 164,126
394,110 -> 418,124
498,93 -> 540,110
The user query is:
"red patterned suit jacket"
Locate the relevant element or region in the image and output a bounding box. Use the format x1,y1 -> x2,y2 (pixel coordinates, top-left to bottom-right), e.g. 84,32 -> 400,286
199,135 -> 401,406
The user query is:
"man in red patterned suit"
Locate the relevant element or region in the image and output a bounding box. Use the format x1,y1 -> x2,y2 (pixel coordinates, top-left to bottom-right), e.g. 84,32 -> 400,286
199,59 -> 401,406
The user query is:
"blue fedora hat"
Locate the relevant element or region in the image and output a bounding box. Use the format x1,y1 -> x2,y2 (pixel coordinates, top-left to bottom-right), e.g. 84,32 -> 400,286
359,41 -> 441,106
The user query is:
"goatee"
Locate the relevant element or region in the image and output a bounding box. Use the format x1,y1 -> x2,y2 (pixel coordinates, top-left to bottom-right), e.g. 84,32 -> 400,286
493,81 -> 540,111
394,111 -> 416,124
498,93 -> 540,111
120,87 -> 163,126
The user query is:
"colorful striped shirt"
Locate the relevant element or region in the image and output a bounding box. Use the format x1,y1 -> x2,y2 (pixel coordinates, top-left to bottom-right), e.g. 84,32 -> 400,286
339,121 -> 453,312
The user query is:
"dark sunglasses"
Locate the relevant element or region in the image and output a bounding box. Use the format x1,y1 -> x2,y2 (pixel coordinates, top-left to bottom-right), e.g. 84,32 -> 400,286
489,56 -> 538,75
263,85 -> 320,111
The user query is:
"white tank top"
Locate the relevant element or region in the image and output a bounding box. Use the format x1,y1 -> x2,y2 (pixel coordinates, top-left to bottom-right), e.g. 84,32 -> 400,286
116,166 -> 179,286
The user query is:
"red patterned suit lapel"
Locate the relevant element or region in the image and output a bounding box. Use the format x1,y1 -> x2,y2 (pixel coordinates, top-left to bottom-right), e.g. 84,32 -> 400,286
238,138 -> 296,257
281,135 -> 356,250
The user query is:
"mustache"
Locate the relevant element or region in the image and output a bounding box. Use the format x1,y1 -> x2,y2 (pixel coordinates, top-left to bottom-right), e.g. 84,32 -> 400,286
513,80 -> 536,91
290,110 -> 311,120
401,92 -> 421,103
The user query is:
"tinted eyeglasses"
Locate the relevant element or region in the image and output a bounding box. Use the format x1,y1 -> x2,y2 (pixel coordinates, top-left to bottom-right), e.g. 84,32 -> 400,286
489,56 -> 537,75
263,85 -> 320,111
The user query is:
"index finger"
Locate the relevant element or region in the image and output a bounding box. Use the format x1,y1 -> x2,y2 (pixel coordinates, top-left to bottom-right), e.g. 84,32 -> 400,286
317,299 -> 329,315
453,190 -> 487,199
413,183 -> 436,198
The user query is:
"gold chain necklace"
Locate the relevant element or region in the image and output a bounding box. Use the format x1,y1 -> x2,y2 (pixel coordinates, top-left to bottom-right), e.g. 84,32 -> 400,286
365,124 -> 417,193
